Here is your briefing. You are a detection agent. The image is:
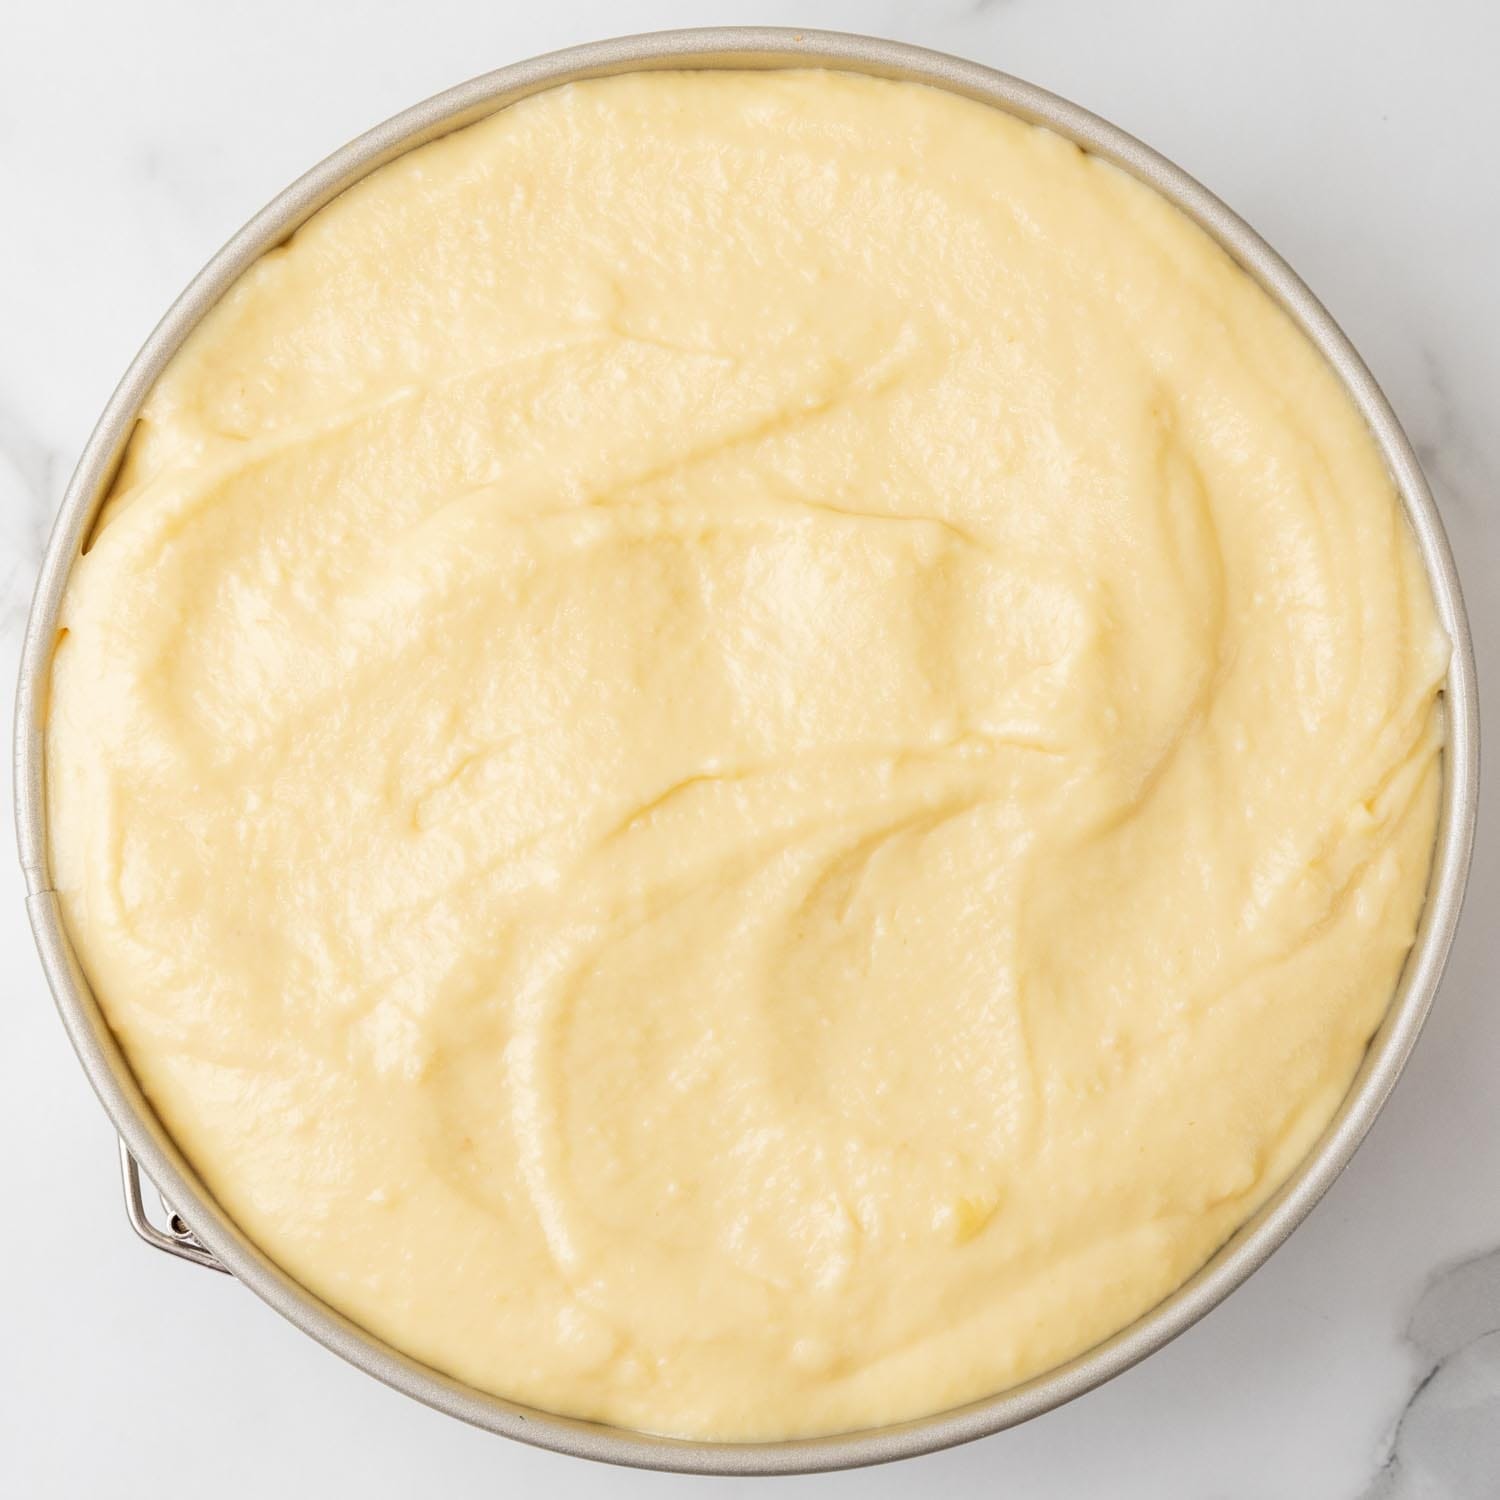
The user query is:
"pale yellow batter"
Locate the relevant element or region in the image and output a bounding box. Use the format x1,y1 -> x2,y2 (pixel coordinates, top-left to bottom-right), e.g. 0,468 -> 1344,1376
47,71 -> 1447,1440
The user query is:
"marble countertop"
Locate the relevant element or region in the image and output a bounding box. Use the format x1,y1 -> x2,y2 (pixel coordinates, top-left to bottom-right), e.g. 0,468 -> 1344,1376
3,1 -> 1496,1495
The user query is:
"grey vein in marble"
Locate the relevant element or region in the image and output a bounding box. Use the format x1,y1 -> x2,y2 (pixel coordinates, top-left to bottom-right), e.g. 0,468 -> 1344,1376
1410,348 -> 1488,524
1361,1247 -> 1500,1499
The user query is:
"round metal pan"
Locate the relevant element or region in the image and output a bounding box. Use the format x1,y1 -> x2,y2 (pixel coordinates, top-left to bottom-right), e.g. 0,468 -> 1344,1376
13,25 -> 1479,1476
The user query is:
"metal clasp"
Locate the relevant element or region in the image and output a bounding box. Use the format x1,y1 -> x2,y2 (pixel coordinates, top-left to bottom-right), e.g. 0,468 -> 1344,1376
119,1139 -> 230,1274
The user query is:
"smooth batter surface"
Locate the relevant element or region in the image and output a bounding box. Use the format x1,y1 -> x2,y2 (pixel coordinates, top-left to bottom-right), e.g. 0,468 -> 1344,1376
47,71 -> 1447,1440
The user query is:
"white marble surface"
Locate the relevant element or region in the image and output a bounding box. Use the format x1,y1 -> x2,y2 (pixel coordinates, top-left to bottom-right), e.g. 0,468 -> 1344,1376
3,1 -> 1497,1495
